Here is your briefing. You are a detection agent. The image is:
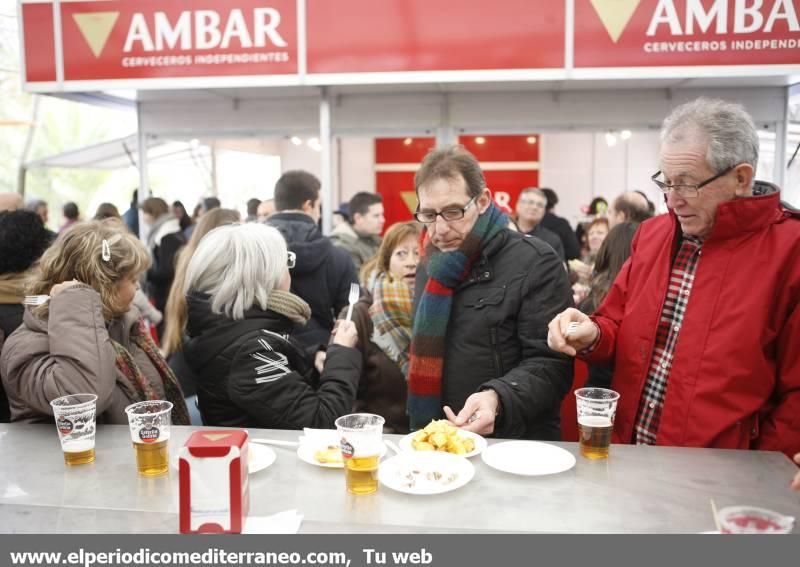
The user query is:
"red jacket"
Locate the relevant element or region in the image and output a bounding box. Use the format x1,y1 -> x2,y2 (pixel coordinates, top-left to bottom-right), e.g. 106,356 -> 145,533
582,184 -> 800,457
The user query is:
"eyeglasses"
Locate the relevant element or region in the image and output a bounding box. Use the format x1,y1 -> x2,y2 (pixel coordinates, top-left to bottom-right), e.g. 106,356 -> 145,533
287,251 -> 296,269
414,197 -> 476,224
518,198 -> 546,209
650,165 -> 735,198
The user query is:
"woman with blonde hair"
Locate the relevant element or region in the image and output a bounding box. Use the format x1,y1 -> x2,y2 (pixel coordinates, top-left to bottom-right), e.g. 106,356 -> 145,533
341,221 -> 421,433
0,220 -> 189,424
182,223 -> 360,428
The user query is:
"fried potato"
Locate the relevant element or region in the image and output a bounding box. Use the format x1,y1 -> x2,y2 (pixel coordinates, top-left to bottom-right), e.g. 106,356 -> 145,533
410,419 -> 476,455
314,445 -> 343,464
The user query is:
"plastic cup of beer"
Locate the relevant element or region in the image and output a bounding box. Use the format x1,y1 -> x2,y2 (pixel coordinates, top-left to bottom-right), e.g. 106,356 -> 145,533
718,506 -> 795,534
50,393 -> 98,465
124,400 -> 173,477
575,387 -> 620,459
335,413 -> 385,495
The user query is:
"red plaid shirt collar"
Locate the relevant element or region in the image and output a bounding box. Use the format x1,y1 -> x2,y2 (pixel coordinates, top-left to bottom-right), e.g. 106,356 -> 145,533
633,235 -> 703,445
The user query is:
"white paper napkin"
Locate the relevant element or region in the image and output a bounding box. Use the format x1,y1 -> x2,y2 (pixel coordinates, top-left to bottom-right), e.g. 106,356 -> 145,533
243,509 -> 304,534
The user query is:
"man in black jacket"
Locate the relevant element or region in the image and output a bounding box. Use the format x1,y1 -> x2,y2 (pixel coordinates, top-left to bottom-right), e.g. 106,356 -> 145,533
267,171 -> 358,348
411,146 -> 573,440
540,188 -> 581,260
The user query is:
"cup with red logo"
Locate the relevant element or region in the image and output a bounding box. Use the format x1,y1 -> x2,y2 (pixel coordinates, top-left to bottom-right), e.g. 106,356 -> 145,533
718,506 -> 795,534
50,393 -> 98,466
125,400 -> 173,476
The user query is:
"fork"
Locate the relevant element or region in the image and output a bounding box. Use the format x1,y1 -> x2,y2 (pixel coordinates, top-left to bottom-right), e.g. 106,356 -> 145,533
22,295 -> 50,306
565,321 -> 580,338
344,283 -> 359,322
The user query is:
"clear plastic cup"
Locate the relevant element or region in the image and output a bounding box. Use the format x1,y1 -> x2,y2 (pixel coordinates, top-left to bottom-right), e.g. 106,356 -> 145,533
125,400 -> 173,476
335,413 -> 384,495
575,387 -> 620,459
50,393 -> 98,466
718,506 -> 795,534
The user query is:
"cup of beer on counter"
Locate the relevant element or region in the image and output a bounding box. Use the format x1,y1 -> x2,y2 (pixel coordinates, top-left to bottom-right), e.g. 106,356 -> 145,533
50,393 -> 98,466
124,400 -> 173,477
335,413 -> 385,495
575,387 -> 620,459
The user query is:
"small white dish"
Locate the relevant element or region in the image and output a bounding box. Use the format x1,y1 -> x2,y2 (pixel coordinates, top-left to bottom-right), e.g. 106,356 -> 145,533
172,443 -> 276,474
481,440 -> 576,476
379,451 -> 474,495
296,442 -> 387,469
398,429 -> 487,458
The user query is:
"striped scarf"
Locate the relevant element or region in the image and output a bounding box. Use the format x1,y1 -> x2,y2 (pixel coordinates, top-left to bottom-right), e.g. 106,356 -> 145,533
406,201 -> 508,429
112,318 -> 191,425
368,271 -> 413,375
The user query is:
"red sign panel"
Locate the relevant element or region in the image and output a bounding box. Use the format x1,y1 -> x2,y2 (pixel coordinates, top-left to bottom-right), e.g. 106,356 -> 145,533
575,0 -> 800,67
33,0 -> 298,82
21,4 -> 56,82
375,138 -> 436,230
307,0 -> 565,73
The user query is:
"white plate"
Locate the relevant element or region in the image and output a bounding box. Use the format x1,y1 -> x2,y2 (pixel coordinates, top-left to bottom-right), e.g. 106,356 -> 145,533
379,451 -> 474,495
398,430 -> 487,458
481,440 -> 576,476
296,442 -> 387,469
173,443 -> 276,474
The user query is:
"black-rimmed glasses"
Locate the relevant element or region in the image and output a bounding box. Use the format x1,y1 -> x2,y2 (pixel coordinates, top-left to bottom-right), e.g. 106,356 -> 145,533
650,165 -> 735,199
414,196 -> 476,224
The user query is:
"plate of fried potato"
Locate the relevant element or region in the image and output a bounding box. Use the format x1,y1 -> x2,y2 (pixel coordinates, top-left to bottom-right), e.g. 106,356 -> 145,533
398,419 -> 487,458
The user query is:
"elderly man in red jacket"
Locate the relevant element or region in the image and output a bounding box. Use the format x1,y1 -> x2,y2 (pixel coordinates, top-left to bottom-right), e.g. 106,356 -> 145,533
547,97 -> 800,459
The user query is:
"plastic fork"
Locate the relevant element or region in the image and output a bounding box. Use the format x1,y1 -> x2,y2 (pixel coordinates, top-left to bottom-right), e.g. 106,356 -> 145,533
565,321 -> 580,338
22,295 -> 50,306
345,283 -> 359,322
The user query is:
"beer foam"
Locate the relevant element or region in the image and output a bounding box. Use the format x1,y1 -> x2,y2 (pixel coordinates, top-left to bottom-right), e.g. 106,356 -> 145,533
578,415 -> 612,427
63,438 -> 95,452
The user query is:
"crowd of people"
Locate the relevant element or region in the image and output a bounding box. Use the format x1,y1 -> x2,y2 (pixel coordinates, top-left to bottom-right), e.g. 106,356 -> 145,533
0,97 -> 798,489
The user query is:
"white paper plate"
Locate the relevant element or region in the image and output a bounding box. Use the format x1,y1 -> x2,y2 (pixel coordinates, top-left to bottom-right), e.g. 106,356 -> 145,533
481,440 -> 576,476
173,443 -> 276,474
379,451 -> 474,495
398,430 -> 487,458
296,442 -> 387,469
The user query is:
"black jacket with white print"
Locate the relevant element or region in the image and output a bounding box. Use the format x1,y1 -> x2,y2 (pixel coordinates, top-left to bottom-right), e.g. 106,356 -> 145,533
183,293 -> 362,429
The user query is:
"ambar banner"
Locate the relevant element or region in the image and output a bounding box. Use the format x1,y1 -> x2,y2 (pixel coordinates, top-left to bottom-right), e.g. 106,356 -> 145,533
575,0 -> 800,67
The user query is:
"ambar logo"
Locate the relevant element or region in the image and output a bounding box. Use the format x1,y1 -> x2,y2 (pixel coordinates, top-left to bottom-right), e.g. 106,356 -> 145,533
590,0 -> 642,43
73,12 -> 120,57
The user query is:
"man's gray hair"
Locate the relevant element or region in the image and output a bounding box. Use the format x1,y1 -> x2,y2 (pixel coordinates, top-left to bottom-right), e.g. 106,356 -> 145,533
520,187 -> 547,201
185,223 -> 287,320
661,97 -> 759,177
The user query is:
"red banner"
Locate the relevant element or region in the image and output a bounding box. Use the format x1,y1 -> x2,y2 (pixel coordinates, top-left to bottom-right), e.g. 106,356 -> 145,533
306,0 -> 565,73
51,0 -> 297,81
575,0 -> 800,67
21,4 -> 56,82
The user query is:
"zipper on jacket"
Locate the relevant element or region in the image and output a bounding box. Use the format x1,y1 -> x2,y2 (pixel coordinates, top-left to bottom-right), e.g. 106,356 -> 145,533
489,327 -> 504,377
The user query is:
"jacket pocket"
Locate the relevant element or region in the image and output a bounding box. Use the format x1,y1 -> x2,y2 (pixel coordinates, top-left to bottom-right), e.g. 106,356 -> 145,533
489,327 -> 505,378
462,286 -> 506,309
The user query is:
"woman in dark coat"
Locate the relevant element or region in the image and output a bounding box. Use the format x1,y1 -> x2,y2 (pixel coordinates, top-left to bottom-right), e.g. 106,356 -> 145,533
182,223 -> 360,429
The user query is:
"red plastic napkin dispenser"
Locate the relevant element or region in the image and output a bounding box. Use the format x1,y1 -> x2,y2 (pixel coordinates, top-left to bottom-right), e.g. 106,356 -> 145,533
179,430 -> 250,534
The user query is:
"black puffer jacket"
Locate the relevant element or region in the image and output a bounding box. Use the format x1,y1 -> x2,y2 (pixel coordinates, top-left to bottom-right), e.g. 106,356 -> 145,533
0,303 -> 23,423
414,229 -> 574,440
183,293 -> 362,429
267,213 -> 358,347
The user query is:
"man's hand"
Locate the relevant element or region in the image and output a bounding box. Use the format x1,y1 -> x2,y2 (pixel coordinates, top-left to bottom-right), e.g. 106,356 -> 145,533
792,453 -> 800,491
443,390 -> 500,436
547,307 -> 599,357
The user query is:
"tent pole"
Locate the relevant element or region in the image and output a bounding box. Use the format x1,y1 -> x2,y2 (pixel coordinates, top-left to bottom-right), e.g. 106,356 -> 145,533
320,86 -> 333,235
137,101 -> 150,240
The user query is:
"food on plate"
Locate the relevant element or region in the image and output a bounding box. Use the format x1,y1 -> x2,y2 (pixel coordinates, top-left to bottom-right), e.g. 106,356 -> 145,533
411,420 -> 476,455
313,445 -> 343,464
399,466 -> 459,489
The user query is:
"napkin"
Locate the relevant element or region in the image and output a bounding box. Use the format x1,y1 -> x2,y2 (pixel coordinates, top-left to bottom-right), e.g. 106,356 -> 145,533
243,509 -> 304,534
300,428 -> 339,449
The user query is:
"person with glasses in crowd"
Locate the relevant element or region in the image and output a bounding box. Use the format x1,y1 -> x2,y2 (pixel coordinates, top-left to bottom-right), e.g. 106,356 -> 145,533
547,97 -> 800,458
408,146 -> 573,439
181,223 -> 361,429
514,188 -> 565,261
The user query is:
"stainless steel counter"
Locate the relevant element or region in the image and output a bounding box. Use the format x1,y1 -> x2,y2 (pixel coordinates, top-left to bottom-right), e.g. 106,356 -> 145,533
1,424 -> 798,533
